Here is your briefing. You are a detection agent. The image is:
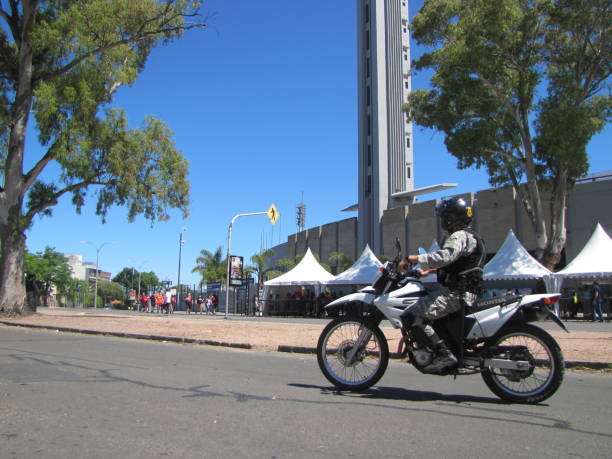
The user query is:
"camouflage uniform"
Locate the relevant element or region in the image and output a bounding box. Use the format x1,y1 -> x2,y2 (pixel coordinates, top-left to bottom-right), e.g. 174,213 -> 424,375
401,229 -> 480,338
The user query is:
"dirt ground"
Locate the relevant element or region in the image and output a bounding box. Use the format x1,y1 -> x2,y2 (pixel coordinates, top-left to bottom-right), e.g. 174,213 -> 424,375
1,308 -> 611,363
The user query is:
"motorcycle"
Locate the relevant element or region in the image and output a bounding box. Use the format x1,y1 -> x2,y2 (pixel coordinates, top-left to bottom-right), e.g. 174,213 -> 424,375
316,240 -> 568,404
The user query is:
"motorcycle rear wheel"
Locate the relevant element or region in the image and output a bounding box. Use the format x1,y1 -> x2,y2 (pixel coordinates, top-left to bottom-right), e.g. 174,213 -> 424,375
481,323 -> 564,404
317,317 -> 389,391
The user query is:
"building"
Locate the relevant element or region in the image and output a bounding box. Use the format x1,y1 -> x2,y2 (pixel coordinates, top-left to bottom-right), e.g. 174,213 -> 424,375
276,173 -> 612,273
66,254 -> 111,283
356,0 -> 414,253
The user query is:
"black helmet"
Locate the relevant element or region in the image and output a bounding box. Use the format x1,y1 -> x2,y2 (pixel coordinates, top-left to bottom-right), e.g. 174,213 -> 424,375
435,197 -> 473,231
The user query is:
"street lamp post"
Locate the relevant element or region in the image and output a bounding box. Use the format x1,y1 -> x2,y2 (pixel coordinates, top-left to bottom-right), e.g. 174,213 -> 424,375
225,212 -> 268,319
136,260 -> 150,310
177,227 -> 187,311
83,241 -> 115,310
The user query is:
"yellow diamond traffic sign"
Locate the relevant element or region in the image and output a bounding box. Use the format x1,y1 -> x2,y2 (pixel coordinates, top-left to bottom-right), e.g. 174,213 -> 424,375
267,203 -> 280,225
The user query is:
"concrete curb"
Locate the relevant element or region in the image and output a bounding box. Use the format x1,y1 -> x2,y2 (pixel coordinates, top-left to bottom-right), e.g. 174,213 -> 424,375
0,321 -> 252,350
2,321 -> 610,369
271,345 -> 612,370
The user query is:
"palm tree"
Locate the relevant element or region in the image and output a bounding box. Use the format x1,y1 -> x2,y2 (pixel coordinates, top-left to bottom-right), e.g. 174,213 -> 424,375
276,257 -> 296,273
192,247 -> 226,284
250,249 -> 275,289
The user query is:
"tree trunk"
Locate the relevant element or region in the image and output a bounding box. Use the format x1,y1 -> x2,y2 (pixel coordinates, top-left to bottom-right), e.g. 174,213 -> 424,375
0,5 -> 35,315
0,226 -> 29,315
541,170 -> 568,270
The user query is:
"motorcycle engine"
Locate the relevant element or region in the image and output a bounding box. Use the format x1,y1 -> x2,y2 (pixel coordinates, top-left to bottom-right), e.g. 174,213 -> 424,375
411,348 -> 433,367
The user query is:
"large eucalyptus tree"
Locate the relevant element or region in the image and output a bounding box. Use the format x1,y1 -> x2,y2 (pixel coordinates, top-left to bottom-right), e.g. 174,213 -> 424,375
406,0 -> 611,268
0,1 -> 206,314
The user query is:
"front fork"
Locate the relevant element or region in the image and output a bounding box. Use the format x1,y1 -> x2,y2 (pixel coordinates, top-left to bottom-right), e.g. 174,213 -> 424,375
345,316 -> 382,366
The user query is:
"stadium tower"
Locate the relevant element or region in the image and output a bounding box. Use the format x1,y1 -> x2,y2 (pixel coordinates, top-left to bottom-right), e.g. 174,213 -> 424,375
356,0 -> 414,253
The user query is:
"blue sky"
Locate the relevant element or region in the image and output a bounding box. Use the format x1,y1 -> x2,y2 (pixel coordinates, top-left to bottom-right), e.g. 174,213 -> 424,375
24,0 -> 610,287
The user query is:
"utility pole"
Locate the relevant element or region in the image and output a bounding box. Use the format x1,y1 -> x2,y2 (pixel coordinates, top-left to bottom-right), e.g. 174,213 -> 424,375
83,241 -> 115,310
177,227 -> 187,311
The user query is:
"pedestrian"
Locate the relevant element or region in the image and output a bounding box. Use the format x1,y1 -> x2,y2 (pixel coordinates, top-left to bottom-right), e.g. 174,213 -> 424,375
196,295 -> 204,314
140,293 -> 148,312
155,292 -> 166,314
185,293 -> 193,314
211,294 -> 218,315
592,281 -> 605,322
25,273 -> 40,312
164,290 -> 172,314
568,291 -> 579,319
254,296 -> 263,317
149,293 -> 156,313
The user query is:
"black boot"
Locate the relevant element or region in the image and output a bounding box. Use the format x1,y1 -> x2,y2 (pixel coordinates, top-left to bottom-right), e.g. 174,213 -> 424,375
426,341 -> 458,372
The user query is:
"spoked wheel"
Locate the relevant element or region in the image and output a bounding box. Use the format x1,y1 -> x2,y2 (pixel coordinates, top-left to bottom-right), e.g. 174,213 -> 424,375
482,323 -> 564,404
317,317 -> 389,391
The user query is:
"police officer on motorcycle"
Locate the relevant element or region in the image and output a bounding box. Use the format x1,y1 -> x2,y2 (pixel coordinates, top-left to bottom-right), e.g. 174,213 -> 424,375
398,197 -> 486,372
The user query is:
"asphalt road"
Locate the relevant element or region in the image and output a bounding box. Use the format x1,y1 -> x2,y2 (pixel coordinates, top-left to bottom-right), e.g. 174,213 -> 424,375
1,327 -> 610,459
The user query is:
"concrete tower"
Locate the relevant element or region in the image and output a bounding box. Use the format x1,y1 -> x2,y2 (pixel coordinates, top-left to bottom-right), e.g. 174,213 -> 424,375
356,0 -> 414,253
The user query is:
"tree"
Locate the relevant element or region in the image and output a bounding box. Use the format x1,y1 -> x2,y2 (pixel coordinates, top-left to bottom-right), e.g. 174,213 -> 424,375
112,267 -> 137,292
139,271 -> 160,293
64,278 -> 90,307
250,248 -> 274,288
24,246 -> 72,303
275,257 -> 296,273
265,269 -> 283,281
406,0 -> 611,268
95,280 -> 125,305
328,252 -> 353,273
112,267 -> 159,293
0,1 -> 206,315
192,247 -> 226,284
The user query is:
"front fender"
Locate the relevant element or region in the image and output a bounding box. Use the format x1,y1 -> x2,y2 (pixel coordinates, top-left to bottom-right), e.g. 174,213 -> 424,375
324,292 -> 375,316
326,292 -> 375,309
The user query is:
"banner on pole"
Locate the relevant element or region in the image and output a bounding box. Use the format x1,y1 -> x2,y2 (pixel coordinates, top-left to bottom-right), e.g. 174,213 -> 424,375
229,255 -> 244,287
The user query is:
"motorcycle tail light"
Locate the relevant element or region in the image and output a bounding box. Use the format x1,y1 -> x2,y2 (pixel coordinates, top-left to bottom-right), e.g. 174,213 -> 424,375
543,295 -> 560,305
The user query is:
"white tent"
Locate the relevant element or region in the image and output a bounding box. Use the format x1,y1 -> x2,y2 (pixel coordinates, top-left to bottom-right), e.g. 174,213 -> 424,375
484,230 -> 552,281
482,230 -> 557,303
263,248 -> 335,293
554,223 -> 612,284
327,245 -> 382,286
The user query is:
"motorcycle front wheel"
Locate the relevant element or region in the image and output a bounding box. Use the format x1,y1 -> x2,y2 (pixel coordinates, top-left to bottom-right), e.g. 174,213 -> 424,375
481,323 -> 564,404
317,316 -> 389,391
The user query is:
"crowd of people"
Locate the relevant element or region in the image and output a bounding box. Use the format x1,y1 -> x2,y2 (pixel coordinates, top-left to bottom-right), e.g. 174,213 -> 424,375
562,282 -> 609,322
136,291 -> 219,315
264,287 -> 345,317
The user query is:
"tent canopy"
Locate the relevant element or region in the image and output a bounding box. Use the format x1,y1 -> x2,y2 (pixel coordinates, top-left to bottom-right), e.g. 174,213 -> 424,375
264,248 -> 334,287
327,245 -> 382,285
556,223 -> 612,279
484,230 -> 551,280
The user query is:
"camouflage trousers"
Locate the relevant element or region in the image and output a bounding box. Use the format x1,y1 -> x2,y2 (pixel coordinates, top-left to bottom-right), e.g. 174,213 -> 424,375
400,285 -> 476,339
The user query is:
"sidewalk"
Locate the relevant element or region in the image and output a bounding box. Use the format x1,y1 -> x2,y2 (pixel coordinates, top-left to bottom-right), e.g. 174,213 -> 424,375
1,308 -> 611,370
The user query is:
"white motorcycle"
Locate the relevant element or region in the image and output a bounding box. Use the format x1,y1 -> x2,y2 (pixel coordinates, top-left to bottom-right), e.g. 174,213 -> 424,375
317,241 -> 568,404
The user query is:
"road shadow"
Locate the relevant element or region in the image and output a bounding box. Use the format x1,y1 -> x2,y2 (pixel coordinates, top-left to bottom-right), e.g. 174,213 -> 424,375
288,383 -> 503,405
